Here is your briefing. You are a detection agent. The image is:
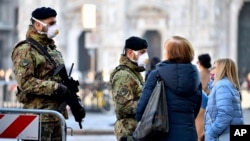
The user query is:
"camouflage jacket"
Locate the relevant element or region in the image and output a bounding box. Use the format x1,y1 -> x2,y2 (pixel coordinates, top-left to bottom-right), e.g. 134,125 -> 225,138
11,25 -> 67,122
110,55 -> 145,120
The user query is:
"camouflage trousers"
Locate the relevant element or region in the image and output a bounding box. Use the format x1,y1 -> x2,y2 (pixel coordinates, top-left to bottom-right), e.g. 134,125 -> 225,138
23,121 -> 66,141
114,118 -> 137,141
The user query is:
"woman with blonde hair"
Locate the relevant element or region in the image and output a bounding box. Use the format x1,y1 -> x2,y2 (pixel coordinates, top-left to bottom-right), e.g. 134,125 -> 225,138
136,36 -> 202,141
204,58 -> 244,141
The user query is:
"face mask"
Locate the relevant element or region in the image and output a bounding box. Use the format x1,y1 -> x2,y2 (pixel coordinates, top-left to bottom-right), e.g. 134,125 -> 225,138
46,24 -> 59,38
32,17 -> 59,38
137,52 -> 149,68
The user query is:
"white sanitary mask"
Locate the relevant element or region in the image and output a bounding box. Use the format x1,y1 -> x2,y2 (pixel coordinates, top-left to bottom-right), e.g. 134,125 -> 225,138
46,24 -> 59,38
137,52 -> 149,68
32,17 -> 59,38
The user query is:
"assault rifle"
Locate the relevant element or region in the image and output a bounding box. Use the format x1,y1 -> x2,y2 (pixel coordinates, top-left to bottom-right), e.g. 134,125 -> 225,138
54,63 -> 86,129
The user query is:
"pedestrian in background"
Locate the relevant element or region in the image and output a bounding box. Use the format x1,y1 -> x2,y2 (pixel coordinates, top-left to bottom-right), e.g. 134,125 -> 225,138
110,36 -> 149,141
204,58 -> 244,141
197,53 -> 211,95
11,7 -> 69,140
145,57 -> 161,81
195,91 -> 208,141
136,35 -> 202,141
195,53 -> 211,141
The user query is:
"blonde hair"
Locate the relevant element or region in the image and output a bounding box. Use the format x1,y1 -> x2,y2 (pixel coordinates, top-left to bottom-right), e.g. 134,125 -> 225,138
213,58 -> 240,90
164,36 -> 194,63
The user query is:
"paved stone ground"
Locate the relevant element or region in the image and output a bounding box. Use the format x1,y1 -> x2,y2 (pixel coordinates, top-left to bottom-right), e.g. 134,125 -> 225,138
66,110 -> 115,135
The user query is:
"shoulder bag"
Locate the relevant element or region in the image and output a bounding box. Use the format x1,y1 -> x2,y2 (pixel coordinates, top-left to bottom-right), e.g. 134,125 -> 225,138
133,72 -> 169,141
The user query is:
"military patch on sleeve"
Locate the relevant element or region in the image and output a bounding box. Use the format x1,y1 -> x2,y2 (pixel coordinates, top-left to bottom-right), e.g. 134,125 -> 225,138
21,59 -> 30,66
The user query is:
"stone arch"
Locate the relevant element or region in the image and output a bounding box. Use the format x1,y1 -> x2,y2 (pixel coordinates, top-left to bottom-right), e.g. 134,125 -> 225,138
127,2 -> 169,61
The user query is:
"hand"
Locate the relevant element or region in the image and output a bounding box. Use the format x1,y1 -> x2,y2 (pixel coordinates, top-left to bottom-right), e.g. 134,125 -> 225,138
55,83 -> 68,97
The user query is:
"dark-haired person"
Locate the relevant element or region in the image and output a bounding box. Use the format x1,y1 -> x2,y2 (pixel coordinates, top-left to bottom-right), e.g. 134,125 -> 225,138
136,36 -> 202,141
195,53 -> 211,141
110,36 -> 149,141
145,57 -> 161,81
197,54 -> 211,95
11,7 -> 68,140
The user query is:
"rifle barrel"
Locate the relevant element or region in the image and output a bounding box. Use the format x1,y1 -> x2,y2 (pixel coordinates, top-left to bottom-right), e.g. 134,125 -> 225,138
69,63 -> 74,77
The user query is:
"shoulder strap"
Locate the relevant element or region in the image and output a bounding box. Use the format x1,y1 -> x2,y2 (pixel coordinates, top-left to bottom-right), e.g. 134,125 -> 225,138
156,70 -> 162,81
26,38 -> 57,66
114,65 -> 143,85
14,40 -> 28,48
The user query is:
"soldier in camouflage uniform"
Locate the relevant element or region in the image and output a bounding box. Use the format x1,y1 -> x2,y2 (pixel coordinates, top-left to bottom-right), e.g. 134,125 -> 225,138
110,36 -> 149,141
11,7 -> 68,141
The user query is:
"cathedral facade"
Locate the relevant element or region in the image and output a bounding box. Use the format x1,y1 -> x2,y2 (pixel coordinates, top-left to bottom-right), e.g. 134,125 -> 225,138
3,0 -> 250,81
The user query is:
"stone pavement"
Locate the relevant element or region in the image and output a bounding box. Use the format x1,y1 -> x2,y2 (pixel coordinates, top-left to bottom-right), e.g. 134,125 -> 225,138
0,134 -> 116,141
66,110 -> 116,135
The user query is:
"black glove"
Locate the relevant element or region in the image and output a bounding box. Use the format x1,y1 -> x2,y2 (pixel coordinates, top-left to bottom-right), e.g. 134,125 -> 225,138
120,136 -> 127,141
120,136 -> 135,141
55,83 -> 68,97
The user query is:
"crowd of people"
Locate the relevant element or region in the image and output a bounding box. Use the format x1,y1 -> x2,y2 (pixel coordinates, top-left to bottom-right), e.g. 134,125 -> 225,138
11,6 -> 244,141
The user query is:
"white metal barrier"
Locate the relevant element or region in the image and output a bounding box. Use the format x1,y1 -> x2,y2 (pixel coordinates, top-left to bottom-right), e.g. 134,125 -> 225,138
0,108 -> 66,141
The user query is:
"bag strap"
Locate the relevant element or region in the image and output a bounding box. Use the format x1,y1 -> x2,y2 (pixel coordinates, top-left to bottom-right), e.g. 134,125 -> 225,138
26,38 -> 57,66
156,71 -> 162,81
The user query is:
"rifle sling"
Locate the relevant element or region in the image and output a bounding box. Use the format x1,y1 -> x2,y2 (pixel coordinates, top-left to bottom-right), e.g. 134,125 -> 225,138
26,38 -> 57,66
118,65 -> 143,85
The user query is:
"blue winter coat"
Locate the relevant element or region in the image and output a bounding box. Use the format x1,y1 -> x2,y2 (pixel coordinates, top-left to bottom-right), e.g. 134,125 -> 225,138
136,61 -> 202,141
204,77 -> 244,141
